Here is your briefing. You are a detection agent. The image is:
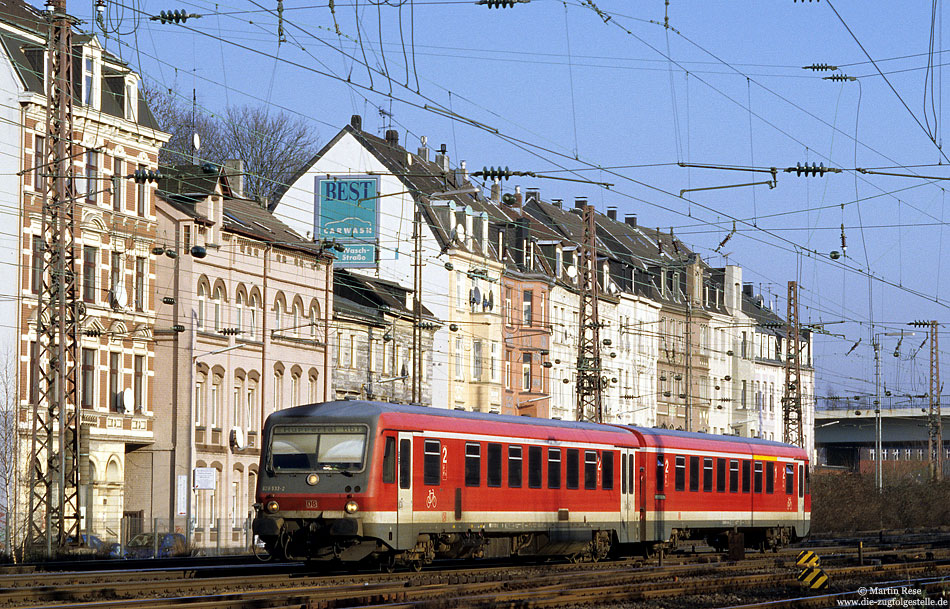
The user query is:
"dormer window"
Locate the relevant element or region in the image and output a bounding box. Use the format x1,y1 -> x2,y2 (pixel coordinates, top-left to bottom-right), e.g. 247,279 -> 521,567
82,48 -> 101,109
124,78 -> 138,121
555,247 -> 563,277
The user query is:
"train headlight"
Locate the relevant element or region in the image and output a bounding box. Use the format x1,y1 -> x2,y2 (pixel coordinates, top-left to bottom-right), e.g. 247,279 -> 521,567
344,500 -> 359,514
306,473 -> 320,486
265,499 -> 280,514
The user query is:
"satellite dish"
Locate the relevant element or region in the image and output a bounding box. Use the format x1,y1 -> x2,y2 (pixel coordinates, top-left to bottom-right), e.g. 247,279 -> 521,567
471,286 -> 481,306
454,223 -> 466,243
111,284 -> 128,309
192,132 -> 201,151
230,427 -> 246,450
566,265 -> 577,279
121,388 -> 133,413
487,290 -> 494,311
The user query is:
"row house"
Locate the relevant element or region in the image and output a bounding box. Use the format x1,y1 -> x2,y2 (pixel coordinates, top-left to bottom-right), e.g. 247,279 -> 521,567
153,164 -> 332,543
272,116 -> 815,458
1,0 -> 170,541
274,116 -> 504,414
493,191 -> 555,418
331,268 -> 440,403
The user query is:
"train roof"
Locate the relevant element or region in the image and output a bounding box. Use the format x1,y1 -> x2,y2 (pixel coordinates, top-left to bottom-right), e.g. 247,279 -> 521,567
618,425 -> 808,458
266,401 -> 807,458
267,400 -> 633,441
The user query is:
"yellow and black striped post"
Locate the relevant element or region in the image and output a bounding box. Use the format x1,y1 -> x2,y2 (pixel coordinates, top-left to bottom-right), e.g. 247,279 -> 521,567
796,550 -> 820,568
797,566 -> 829,590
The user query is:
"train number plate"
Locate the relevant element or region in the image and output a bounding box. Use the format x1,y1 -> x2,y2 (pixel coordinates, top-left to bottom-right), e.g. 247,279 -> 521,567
305,499 -> 319,509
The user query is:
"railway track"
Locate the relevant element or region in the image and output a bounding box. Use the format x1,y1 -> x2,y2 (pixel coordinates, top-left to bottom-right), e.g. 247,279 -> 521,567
5,540 -> 949,608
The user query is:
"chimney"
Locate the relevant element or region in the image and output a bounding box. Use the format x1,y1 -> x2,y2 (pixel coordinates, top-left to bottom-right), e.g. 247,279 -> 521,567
624,214 -> 637,227
606,206 -> 617,221
514,218 -> 530,268
515,185 -> 523,208
417,135 -> 429,162
575,196 -> 588,210
350,114 -> 362,130
455,160 -> 468,186
490,179 -> 501,203
385,129 -> 399,146
435,144 -> 450,172
223,159 -> 244,199
552,198 -> 563,209
743,283 -> 754,298
525,188 -> 540,204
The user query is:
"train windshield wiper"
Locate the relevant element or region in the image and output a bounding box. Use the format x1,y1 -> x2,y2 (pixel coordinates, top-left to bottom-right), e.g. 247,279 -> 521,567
319,464 -> 354,476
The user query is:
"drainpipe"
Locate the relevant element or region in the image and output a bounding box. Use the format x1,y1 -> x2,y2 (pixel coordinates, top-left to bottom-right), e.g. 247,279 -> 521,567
259,245 -> 270,436
324,258 -> 331,401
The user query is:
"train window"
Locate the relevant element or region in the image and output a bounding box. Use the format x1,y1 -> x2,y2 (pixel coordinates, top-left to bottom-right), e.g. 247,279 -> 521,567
528,446 -> 542,488
798,464 -> 804,497
270,425 -> 367,472
805,466 -> 810,495
729,459 -> 739,493
674,455 -> 685,491
621,454 -> 628,494
716,458 -> 726,492
602,451 -> 614,490
508,445 -> 523,488
657,454 -> 666,493
753,461 -> 763,493
584,451 -> 597,490
487,443 -> 502,487
566,449 -> 580,489
703,458 -> 713,492
689,456 -> 699,492
630,455 -> 635,494
382,437 -> 396,484
548,448 -> 561,489
765,462 -> 774,494
423,440 -> 440,486
742,460 -> 751,493
465,443 -> 481,487
399,439 -> 411,489
785,464 -> 794,495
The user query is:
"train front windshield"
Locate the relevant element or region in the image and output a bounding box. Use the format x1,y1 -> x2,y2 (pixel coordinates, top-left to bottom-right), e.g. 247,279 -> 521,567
269,424 -> 367,472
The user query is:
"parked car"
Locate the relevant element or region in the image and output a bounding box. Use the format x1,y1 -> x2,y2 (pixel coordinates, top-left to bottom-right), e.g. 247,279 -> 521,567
64,534 -> 114,558
123,533 -> 190,559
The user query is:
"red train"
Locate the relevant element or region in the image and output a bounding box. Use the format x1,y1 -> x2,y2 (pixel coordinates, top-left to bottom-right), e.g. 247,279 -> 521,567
253,401 -> 810,568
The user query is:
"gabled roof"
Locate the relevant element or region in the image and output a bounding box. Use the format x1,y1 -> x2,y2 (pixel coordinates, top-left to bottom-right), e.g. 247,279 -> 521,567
334,268 -> 437,322
223,198 -> 320,255
0,0 -> 160,130
274,119 -> 501,262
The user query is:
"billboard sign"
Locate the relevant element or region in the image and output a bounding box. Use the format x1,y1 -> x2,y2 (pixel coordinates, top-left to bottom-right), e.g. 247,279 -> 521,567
315,176 -> 379,267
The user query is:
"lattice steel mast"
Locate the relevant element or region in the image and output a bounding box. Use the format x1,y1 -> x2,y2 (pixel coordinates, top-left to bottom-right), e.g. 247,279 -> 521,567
782,281 -> 804,448
26,0 -> 82,556
929,320 -> 942,481
575,204 -> 603,423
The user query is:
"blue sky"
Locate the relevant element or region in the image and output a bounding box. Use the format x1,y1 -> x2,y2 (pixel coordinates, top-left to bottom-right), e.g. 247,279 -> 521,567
83,0 -> 950,402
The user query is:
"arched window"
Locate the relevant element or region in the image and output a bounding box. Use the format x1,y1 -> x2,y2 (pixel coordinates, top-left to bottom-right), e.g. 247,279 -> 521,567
273,369 -> 283,411
235,291 -> 244,333
309,302 -> 320,339
213,286 -> 223,331
248,293 -> 259,340
290,372 -> 300,407
197,283 -> 207,330
308,371 -> 319,403
246,377 -> 258,432
292,302 -> 300,336
274,299 -> 283,333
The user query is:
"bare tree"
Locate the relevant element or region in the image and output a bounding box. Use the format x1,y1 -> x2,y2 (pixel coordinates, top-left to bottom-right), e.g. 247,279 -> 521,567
0,343 -> 21,561
143,81 -> 319,203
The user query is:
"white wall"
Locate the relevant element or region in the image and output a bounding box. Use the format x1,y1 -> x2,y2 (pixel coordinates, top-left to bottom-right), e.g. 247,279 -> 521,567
0,45 -> 23,357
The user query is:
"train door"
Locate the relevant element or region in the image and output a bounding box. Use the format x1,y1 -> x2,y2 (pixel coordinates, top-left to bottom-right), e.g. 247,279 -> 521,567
396,432 -> 414,547
620,449 -> 637,542
797,461 -> 806,534
652,453 -> 667,542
